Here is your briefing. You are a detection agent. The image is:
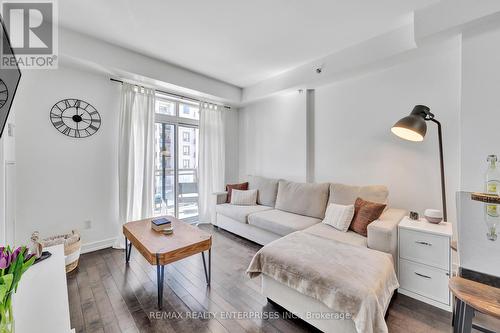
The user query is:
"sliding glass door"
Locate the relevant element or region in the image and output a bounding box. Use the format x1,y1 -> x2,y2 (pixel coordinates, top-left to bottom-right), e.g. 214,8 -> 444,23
153,94 -> 199,223
154,123 -> 175,216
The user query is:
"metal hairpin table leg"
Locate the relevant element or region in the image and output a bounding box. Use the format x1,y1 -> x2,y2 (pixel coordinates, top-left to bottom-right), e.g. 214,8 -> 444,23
156,253 -> 164,310
454,299 -> 463,333
452,297 -> 458,329
201,248 -> 212,286
461,303 -> 474,333
125,237 -> 132,263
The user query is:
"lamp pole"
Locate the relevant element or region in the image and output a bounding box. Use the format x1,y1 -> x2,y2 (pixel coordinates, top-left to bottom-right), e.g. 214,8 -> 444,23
429,118 -> 447,222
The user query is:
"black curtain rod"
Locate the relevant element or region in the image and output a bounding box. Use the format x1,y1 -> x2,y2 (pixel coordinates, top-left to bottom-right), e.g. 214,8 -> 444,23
110,78 -> 231,109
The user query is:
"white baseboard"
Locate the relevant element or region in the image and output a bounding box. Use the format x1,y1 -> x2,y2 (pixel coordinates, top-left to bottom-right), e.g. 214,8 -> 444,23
81,237 -> 116,254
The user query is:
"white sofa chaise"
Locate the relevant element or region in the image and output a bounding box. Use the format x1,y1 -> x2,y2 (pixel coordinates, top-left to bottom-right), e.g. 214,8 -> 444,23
213,175 -> 406,333
213,175 -> 405,264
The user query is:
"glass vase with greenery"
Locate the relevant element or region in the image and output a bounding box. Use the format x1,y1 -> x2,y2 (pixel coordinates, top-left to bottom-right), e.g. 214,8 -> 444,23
0,246 -> 35,333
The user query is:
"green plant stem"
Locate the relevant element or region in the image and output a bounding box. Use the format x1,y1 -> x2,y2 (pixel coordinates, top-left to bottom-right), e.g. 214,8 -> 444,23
5,297 -> 11,321
0,296 -> 13,333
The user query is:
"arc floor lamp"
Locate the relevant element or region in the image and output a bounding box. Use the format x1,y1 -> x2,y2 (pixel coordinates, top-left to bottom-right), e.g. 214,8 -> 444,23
391,105 -> 447,222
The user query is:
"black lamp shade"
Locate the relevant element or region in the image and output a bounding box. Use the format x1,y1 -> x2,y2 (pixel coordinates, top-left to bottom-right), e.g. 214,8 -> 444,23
391,105 -> 429,142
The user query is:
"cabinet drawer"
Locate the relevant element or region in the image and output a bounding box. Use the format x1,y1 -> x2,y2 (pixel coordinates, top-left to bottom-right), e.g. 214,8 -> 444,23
399,259 -> 450,305
399,228 -> 449,270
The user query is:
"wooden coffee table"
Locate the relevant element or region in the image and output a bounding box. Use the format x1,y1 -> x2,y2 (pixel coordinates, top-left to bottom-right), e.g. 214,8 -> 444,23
123,216 -> 212,309
449,276 -> 500,333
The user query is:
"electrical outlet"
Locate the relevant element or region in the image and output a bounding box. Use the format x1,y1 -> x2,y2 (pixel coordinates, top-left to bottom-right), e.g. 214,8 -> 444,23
83,220 -> 92,230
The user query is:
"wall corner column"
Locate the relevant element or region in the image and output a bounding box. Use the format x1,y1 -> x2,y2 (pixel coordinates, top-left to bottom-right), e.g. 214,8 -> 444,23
306,89 -> 315,183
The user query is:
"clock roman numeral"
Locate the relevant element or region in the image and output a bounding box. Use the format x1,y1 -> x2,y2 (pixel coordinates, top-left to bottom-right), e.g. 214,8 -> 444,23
53,120 -> 64,128
91,118 -> 101,123
89,124 -> 98,132
75,130 -> 81,138
89,111 -> 98,115
62,127 -> 71,135
64,99 -> 71,108
75,100 -> 81,108
53,104 -> 63,113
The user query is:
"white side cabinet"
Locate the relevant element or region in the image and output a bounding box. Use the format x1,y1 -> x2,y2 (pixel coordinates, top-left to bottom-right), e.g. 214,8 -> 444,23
398,217 -> 453,311
14,244 -> 74,332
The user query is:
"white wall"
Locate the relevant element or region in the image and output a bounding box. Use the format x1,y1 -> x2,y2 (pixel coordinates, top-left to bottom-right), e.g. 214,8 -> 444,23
14,66 -> 121,249
238,37 -> 461,225
461,25 -> 500,191
60,29 -> 242,105
238,92 -> 307,182
315,37 -> 461,223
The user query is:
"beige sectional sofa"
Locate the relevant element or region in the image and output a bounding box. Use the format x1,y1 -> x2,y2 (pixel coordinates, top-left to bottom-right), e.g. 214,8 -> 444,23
213,175 -> 406,264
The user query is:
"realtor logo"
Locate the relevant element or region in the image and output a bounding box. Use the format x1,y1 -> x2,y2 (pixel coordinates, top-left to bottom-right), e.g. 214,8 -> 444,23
1,0 -> 58,68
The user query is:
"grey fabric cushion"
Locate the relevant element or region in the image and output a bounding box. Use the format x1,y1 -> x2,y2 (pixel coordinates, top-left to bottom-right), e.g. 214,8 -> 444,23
329,183 -> 388,205
248,175 -> 280,207
248,209 -> 321,236
215,204 -> 272,223
304,223 -> 368,247
275,181 -> 330,219
230,189 -> 258,205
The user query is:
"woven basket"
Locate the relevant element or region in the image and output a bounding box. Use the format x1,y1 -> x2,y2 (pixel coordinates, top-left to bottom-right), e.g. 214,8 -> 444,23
42,230 -> 81,273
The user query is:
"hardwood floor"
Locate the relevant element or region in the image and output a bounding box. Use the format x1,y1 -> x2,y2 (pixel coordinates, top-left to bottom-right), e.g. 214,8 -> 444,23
67,224 -> 455,333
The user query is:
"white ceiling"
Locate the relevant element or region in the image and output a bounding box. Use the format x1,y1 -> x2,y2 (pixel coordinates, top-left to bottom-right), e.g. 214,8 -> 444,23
59,0 -> 439,88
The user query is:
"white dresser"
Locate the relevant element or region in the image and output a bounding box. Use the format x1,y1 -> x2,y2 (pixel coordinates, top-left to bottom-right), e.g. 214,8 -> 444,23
398,217 -> 453,311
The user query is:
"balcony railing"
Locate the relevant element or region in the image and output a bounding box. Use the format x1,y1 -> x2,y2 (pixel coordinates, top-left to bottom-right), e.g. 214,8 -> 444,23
154,168 -> 198,222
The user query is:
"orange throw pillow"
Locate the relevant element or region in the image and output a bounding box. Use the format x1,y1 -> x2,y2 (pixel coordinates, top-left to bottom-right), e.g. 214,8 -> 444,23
226,182 -> 249,203
349,197 -> 386,237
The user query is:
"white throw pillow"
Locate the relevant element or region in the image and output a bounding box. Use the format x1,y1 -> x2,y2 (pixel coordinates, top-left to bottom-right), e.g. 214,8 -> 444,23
230,189 -> 258,206
322,203 -> 355,232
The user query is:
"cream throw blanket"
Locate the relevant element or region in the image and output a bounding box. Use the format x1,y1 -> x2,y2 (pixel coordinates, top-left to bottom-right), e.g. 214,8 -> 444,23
246,231 -> 398,333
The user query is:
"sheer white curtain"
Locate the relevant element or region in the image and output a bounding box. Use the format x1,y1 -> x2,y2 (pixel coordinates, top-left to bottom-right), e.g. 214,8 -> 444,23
115,83 -> 155,247
198,104 -> 225,224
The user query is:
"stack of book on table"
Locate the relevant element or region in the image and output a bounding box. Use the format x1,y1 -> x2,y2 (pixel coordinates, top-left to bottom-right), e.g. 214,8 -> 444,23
151,218 -> 174,234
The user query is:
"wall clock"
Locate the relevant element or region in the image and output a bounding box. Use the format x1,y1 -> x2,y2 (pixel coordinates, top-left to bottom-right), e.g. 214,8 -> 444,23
0,79 -> 8,109
50,98 -> 101,138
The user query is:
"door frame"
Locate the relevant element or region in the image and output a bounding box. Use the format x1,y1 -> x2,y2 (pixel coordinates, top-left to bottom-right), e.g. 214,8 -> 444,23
155,101 -> 199,221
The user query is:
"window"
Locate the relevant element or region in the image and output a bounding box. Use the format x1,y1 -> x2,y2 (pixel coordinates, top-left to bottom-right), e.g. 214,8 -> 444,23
179,103 -> 199,120
155,100 -> 175,116
154,94 -> 199,223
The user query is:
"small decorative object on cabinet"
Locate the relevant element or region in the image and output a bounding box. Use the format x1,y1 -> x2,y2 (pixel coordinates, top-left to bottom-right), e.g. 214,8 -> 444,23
29,231 -> 43,258
398,216 -> 453,311
50,98 -> 101,138
409,211 -> 419,220
424,208 -> 443,224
